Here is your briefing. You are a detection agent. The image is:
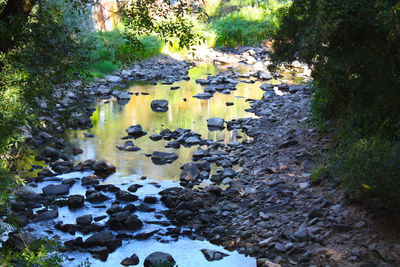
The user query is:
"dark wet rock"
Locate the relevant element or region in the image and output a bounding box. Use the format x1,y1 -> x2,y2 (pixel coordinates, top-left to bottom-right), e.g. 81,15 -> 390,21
36,168 -> 55,178
62,178 -> 77,187
165,140 -> 180,149
121,254 -> 140,266
89,246 -> 109,261
126,125 -> 147,138
135,229 -> 159,240
180,163 -> 200,185
149,134 -> 163,141
151,151 -> 178,165
127,184 -> 143,192
106,204 -> 124,214
51,161 -> 74,173
192,149 -> 210,160
81,175 -> 100,186
33,209 -> 58,222
84,133 -> 95,138
193,92 -> 213,99
37,131 -> 54,142
201,249 -> 229,261
184,136 -> 201,146
116,141 -> 141,152
151,100 -> 169,112
144,196 -> 157,204
42,146 -> 61,161
93,159 -> 116,178
196,79 -> 210,85
84,230 -> 122,253
116,190 -> 139,202
220,168 -> 235,179
76,214 -> 92,225
64,237 -> 83,251
108,212 -> 143,231
262,91 -> 276,100
137,203 -> 155,212
277,83 -> 289,91
94,184 -> 119,193
260,83 -> 274,91
94,215 -> 107,222
207,117 -> 224,128
67,195 -> 84,209
10,200 -> 26,212
289,84 -> 306,94
75,159 -> 96,171
86,191 -> 110,203
144,252 -> 176,267
55,222 -> 77,234
114,90 -> 131,100
42,184 -> 69,196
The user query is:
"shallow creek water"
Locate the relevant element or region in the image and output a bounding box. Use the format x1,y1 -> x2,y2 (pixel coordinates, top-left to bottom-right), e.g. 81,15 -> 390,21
25,63 -> 306,266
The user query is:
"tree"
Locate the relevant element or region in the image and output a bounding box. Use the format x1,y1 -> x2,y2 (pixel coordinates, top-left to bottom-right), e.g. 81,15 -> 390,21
0,0 -> 37,54
271,0 -> 400,133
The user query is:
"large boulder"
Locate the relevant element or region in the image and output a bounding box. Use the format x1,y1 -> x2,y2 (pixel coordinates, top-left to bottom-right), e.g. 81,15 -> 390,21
51,161 -> 74,173
180,163 -> 200,184
144,252 -> 176,267
126,125 -> 147,139
67,195 -> 84,209
151,100 -> 169,112
116,190 -> 138,202
86,191 -> 110,203
93,159 -> 116,178
151,152 -> 178,165
207,117 -> 225,130
83,230 -> 122,261
42,184 -> 70,196
42,146 -> 61,161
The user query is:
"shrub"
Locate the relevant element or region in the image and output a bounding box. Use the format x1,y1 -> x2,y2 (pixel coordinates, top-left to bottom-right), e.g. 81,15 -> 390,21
209,1 -> 292,47
272,0 -> 400,209
331,138 -> 400,207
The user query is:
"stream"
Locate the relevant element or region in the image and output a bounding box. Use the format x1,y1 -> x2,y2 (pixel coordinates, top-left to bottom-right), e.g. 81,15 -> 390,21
22,62 -> 306,266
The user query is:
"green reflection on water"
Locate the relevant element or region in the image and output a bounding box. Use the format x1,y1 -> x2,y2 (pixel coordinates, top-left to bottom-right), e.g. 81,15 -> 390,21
67,63 -> 304,183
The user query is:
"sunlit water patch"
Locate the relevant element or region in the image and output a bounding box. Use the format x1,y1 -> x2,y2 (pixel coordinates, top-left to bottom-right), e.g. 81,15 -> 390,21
23,62 -> 307,266
66,64 -> 304,182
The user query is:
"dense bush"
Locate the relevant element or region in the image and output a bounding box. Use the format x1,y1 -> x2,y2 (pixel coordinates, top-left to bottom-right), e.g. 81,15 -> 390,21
331,138 -> 400,207
271,0 -> 400,207
208,0 -> 291,47
87,31 -> 163,78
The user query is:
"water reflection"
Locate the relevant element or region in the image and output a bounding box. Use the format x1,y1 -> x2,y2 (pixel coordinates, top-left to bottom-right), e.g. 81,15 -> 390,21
67,63 -> 302,182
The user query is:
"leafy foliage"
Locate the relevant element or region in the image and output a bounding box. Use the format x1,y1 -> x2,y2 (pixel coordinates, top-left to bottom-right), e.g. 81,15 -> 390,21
0,236 -> 64,266
271,0 -> 400,207
208,0 -> 292,47
122,0 -> 204,50
87,30 -> 163,78
331,138 -> 400,207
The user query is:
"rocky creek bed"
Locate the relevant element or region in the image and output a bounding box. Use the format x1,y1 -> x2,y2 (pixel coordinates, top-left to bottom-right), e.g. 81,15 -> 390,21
1,48 -> 400,267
